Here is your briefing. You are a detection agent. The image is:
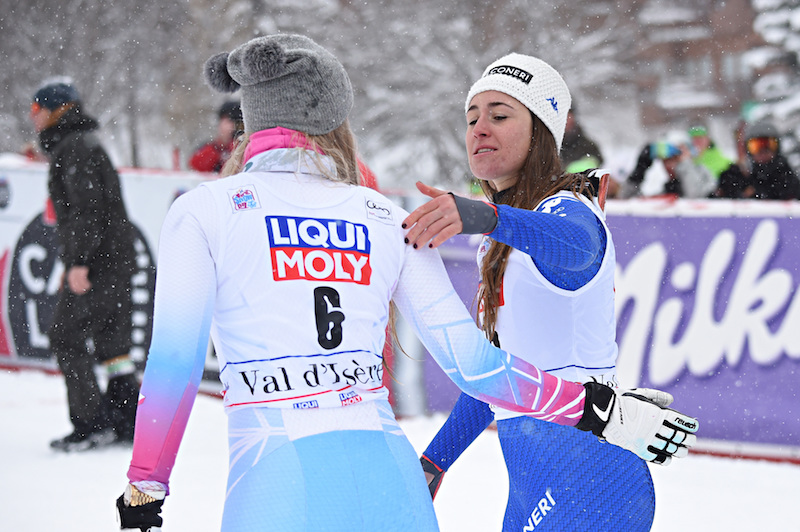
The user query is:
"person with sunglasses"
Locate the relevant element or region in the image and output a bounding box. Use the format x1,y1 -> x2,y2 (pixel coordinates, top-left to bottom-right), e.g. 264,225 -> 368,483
687,125 -> 750,198
742,121 -> 800,200
622,136 -> 716,198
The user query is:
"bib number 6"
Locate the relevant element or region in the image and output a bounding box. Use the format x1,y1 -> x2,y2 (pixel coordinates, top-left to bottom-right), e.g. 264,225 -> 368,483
314,286 -> 345,349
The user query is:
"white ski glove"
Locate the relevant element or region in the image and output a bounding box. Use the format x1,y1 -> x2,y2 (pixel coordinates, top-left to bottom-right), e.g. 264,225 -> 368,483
575,382 -> 698,466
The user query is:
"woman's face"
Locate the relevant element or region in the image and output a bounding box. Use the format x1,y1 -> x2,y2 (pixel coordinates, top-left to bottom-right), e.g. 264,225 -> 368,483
465,90 -> 533,191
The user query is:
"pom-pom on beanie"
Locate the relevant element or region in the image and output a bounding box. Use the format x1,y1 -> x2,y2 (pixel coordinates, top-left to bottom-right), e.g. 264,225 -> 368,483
204,34 -> 353,135
465,53 -> 571,152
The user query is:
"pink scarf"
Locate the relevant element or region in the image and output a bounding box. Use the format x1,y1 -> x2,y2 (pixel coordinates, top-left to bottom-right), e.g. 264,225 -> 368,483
243,127 -> 324,163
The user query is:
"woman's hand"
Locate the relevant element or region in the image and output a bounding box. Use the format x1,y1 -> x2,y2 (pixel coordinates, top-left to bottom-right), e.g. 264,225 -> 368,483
402,181 -> 463,249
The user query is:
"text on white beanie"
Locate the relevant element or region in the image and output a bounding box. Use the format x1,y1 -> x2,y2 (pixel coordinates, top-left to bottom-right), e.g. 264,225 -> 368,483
465,53 -> 571,152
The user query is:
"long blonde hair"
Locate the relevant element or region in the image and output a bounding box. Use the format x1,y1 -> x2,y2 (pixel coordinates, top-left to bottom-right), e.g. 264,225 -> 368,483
477,112 -> 595,341
221,120 -> 360,185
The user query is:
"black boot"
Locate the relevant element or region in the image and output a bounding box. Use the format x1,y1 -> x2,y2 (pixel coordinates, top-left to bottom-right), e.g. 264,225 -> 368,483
106,373 -> 140,443
50,416 -> 116,452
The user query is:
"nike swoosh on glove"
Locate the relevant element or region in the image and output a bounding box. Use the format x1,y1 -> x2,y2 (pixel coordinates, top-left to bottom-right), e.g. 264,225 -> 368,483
575,382 -> 698,466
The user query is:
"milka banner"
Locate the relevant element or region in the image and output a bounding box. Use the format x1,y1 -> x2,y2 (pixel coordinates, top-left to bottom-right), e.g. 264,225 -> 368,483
426,199 -> 800,450
610,200 -> 800,448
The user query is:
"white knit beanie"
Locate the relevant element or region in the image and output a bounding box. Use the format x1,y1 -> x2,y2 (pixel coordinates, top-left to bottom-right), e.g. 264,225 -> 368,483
465,53 -> 571,152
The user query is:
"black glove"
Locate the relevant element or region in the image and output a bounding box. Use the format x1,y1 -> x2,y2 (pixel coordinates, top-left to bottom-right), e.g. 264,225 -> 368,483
628,145 -> 654,185
117,484 -> 164,531
420,455 -> 446,500
449,193 -> 498,234
638,144 -> 654,168
577,168 -> 609,195
575,382 -> 698,466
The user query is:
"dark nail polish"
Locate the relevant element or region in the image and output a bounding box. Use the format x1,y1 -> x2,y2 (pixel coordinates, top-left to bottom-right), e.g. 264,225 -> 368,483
413,243 -> 418,249
402,223 -> 407,229
404,238 -> 409,243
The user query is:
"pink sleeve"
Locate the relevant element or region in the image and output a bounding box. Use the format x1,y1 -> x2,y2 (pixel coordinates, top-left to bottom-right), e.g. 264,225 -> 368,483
127,189 -> 217,491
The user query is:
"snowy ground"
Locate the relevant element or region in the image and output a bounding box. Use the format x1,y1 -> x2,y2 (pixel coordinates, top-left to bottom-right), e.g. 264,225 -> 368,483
3,369 -> 798,531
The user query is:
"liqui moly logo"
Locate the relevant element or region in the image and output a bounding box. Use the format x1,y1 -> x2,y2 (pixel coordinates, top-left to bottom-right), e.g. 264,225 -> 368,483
266,216 -> 372,284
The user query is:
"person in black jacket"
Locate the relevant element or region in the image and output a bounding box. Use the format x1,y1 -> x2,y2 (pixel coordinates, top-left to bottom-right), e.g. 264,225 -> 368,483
30,80 -> 140,451
560,107 -> 603,171
560,107 -> 623,197
742,121 -> 800,200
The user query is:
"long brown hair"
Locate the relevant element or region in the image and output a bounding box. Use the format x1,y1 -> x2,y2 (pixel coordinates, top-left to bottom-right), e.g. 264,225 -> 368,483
477,111 -> 595,340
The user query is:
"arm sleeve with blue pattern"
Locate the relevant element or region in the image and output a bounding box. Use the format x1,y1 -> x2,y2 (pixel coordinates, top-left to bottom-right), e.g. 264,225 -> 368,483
422,392 -> 495,472
490,201 -> 607,290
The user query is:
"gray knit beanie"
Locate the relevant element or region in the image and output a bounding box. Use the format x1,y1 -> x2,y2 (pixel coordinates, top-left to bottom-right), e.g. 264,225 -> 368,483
204,34 -> 353,135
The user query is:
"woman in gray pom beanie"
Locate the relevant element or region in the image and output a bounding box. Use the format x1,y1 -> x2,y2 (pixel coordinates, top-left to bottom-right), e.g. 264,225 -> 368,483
116,37 -> 696,532
406,53 -> 696,531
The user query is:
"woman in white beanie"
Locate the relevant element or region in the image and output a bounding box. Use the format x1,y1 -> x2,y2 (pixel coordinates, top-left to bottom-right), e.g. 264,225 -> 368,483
115,38 -> 696,532
405,54 -> 667,531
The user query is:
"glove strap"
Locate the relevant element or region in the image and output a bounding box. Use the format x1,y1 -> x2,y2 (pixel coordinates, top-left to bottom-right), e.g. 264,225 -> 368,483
125,482 -> 166,505
420,455 -> 446,500
126,485 -> 159,507
575,381 -> 616,437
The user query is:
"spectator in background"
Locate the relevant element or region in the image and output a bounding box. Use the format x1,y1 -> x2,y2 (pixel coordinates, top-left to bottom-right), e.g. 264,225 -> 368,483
734,120 -> 752,177
188,100 -> 243,173
624,139 -> 716,198
741,121 -> 800,200
561,105 -> 620,197
560,106 -> 602,172
689,125 -> 731,180
358,159 -> 380,190
30,79 -> 139,451
688,125 -> 748,198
